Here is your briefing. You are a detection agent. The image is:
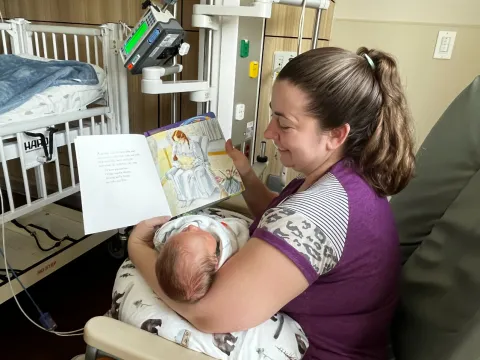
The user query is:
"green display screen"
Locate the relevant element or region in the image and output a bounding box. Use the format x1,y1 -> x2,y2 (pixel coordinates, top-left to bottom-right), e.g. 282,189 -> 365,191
125,21 -> 148,55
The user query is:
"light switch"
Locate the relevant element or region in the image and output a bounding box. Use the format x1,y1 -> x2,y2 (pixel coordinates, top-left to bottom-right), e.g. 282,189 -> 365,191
433,31 -> 456,60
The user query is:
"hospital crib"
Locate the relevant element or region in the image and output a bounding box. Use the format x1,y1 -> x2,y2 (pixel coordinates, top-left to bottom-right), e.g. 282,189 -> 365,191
0,19 -> 129,305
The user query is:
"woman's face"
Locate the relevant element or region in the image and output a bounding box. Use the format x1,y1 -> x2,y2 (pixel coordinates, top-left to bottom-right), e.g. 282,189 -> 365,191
264,80 -> 347,175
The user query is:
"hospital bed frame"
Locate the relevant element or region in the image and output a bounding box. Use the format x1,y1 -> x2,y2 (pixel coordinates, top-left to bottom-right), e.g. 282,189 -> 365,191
0,19 -> 129,305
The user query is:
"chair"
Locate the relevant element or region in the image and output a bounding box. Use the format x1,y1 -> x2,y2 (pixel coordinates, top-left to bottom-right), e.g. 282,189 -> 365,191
390,76 -> 480,360
189,135 -> 210,163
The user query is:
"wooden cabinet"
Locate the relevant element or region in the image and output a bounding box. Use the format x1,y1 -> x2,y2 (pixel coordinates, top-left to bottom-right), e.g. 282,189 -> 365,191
5,0 -> 153,26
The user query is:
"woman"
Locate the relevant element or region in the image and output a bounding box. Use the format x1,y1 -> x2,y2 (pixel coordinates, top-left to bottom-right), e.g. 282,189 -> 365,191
128,46 -> 415,359
165,129 -> 220,207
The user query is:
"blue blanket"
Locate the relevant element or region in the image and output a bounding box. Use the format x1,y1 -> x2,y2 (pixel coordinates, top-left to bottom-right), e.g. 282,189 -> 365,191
0,54 -> 99,115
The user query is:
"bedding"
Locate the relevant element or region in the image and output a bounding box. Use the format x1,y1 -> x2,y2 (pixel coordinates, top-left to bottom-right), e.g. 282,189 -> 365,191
108,207 -> 310,360
0,54 -> 106,126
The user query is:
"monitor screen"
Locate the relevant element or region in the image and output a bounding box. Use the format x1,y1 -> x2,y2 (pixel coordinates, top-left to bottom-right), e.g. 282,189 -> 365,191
125,21 -> 148,55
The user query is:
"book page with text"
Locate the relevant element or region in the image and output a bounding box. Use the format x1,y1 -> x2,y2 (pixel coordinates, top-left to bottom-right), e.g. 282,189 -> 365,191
75,134 -> 171,234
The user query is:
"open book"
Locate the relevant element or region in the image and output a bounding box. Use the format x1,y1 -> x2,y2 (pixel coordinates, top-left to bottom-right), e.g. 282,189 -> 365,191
75,113 -> 244,234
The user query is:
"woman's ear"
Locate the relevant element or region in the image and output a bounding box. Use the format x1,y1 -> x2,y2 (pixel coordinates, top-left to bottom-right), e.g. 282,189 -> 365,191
326,123 -> 350,151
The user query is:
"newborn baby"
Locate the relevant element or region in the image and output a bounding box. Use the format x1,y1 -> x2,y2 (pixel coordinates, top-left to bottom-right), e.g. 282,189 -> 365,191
112,212 -> 309,359
153,214 -> 249,303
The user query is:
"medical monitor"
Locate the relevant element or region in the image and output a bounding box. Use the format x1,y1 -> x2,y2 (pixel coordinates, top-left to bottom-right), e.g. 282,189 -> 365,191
121,5 -> 185,75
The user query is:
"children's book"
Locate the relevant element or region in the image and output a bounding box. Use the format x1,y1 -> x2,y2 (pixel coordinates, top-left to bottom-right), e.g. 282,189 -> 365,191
74,113 -> 244,234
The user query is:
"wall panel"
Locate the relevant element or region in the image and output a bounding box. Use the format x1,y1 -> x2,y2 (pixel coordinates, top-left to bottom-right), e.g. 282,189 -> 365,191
4,0 -> 175,26
182,0 -> 199,31
84,0 -> 145,26
265,1 -> 334,39
180,30 -> 200,120
5,0 -> 87,23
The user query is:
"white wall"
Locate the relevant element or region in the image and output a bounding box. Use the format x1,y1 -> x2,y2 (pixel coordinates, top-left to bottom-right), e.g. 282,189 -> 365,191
334,0 -> 480,26
331,0 -> 480,146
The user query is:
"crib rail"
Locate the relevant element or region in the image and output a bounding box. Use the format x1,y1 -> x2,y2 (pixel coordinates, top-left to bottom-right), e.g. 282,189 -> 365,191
0,108 -> 115,224
0,20 -> 130,224
0,22 -> 14,54
25,23 -> 104,67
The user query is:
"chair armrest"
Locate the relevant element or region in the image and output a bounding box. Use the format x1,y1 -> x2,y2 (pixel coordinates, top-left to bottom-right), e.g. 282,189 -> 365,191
84,316 -> 215,360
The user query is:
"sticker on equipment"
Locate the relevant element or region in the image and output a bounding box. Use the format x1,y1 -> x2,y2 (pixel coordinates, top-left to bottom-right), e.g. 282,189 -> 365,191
159,34 -> 179,47
149,46 -> 161,58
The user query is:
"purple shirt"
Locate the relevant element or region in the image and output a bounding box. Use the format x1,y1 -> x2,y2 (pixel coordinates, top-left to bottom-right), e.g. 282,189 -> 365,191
249,160 -> 400,359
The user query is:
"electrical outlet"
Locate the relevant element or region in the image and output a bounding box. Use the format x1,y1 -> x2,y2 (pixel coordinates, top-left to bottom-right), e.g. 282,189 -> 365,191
273,51 -> 296,71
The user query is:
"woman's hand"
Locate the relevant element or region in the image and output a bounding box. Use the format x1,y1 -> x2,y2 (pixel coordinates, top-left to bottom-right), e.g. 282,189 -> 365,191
129,216 -> 171,247
225,139 -> 252,177
127,216 -> 171,304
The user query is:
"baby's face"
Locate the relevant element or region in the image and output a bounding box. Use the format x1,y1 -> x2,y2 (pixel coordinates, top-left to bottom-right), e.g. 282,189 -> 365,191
171,225 -> 218,257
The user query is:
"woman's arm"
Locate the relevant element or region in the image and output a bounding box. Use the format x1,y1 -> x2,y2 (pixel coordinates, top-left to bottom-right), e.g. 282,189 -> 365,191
130,231 -> 309,334
225,140 -> 277,218
127,217 -> 171,299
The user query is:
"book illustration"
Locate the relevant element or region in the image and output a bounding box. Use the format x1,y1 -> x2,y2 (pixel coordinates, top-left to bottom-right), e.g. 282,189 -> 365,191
146,114 -> 244,217
216,167 -> 242,196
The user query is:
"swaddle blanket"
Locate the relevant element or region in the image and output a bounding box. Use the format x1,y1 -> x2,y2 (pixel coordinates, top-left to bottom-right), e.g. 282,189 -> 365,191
0,54 -> 99,115
109,208 -> 309,360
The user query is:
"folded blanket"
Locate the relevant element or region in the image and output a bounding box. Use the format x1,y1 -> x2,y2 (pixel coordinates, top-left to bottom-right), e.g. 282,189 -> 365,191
154,214 -> 250,267
0,54 -> 99,115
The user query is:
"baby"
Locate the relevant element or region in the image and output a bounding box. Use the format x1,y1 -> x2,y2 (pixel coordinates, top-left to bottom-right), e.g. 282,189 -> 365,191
153,214 -> 249,303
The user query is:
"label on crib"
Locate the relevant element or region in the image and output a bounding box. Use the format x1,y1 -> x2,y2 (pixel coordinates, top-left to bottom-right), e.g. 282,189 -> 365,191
22,129 -> 58,170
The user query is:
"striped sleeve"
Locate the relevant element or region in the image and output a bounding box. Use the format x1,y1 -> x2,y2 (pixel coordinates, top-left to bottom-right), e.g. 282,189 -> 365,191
252,173 -> 349,284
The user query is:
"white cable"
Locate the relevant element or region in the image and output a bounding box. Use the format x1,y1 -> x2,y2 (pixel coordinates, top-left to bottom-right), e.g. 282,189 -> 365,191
1,190 -> 84,336
119,21 -> 132,38
297,0 -> 307,55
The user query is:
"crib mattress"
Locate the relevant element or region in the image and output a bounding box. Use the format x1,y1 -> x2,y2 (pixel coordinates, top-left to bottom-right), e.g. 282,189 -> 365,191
0,54 -> 107,127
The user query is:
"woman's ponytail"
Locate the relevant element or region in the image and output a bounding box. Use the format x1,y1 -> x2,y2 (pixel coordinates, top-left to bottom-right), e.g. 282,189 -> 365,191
278,46 -> 415,197
355,47 -> 415,196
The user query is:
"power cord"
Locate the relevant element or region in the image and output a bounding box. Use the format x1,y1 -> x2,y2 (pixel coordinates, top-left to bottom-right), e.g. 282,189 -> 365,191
0,190 -> 84,336
11,219 -> 88,252
297,0 -> 307,55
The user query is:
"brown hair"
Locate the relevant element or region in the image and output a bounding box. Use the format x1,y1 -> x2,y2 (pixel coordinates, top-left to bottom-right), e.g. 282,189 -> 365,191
277,46 -> 415,197
155,239 -> 217,303
172,130 -> 190,146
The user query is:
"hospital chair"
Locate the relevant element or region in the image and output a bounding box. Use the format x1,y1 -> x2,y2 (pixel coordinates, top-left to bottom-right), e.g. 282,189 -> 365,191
82,78 -> 480,358
390,75 -> 480,360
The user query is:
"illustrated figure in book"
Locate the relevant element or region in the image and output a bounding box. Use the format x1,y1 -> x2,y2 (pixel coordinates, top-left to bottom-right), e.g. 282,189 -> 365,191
165,129 -> 220,208
217,167 -> 242,195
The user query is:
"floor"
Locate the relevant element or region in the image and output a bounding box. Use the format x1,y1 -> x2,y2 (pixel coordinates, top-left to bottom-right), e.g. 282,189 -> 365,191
0,213 -> 125,360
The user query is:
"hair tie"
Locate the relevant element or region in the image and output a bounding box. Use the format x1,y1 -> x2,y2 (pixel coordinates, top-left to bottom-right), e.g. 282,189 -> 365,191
364,54 -> 375,70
